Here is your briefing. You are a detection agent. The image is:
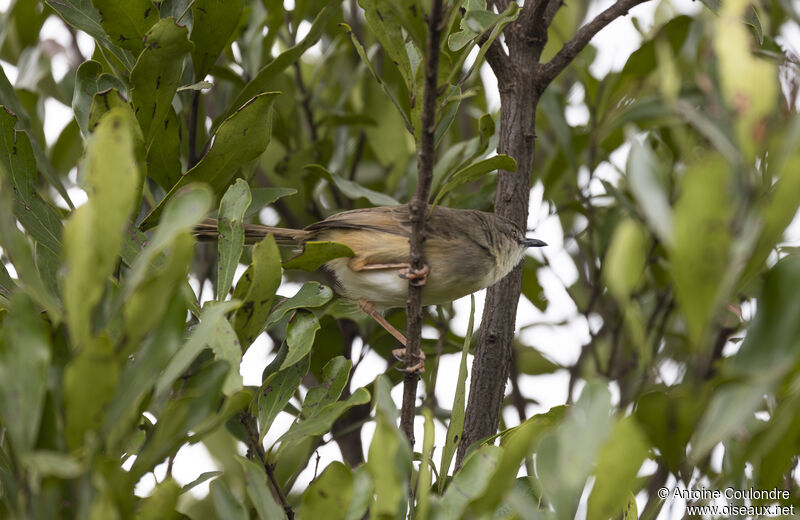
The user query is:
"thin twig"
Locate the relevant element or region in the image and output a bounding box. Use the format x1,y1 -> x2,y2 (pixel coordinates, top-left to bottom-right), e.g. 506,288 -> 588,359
240,412 -> 295,520
537,0 -> 651,89
400,0 -> 445,444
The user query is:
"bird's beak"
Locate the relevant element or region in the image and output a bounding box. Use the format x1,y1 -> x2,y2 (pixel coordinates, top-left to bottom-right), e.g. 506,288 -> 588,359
520,238 -> 547,248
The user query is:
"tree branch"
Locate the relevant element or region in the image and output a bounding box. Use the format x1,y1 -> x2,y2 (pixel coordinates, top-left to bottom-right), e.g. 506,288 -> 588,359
400,0 -> 445,444
537,0 -> 651,89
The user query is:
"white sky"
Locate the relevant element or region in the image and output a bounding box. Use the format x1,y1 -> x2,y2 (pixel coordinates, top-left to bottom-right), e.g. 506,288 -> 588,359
3,0 -> 800,517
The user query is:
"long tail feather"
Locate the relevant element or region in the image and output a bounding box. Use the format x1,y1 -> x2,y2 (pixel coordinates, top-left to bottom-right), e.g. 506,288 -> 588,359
194,219 -> 307,245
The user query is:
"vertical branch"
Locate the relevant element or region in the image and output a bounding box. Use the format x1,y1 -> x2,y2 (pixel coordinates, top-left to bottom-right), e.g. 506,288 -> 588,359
400,0 -> 445,444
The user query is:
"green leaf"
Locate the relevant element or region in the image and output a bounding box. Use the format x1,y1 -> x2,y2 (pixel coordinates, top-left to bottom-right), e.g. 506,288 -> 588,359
136,478 -> 181,520
339,23 -> 414,135
670,156 -> 734,348
626,137 -> 673,245
154,300 -> 241,398
0,108 -> 63,256
537,381 -> 613,519
210,479 -> 248,520
217,179 -> 252,300
0,174 -> 60,321
587,417 -> 649,520
282,241 -> 354,272
431,155 -> 516,207
63,107 -> 141,347
146,106 -> 183,190
521,256 -> 546,311
258,355 -> 310,438
440,446 -> 502,520
125,184 -> 214,295
357,0 -> 414,92
231,235 -> 282,346
0,68 -> 73,208
244,187 -> 298,218
634,386 -> 706,471
515,345 -> 561,376
301,462 -> 354,520
44,0 -> 135,71
91,0 -> 159,54
367,376 -> 410,518
190,0 -> 245,79
141,92 -> 279,229
122,233 -> 193,349
104,292 -> 187,445
471,405 -> 566,514
131,360 -> 229,481
226,4 -> 337,119
71,60 -> 127,137
131,18 -> 193,145
440,295 -> 475,489
277,387 -> 370,443
239,456 -> 287,520
693,256 -> 800,459
208,314 -> 244,395
64,335 -> 120,449
603,218 -> 647,302
302,357 -> 352,418
264,282 -> 334,329
305,164 -> 400,206
0,293 -> 51,453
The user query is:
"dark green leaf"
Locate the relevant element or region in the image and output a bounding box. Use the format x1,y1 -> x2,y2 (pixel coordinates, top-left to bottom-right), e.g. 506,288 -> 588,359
130,360 -> 229,481
226,4 -> 337,120
300,462 -> 353,520
671,156 -> 734,348
278,387 -> 370,443
258,355 -> 310,437
264,282 -> 333,329
0,108 -> 63,256
282,241 -> 354,272
217,179 -> 252,300
431,154 -> 516,207
439,295 -> 475,489
0,292 -> 51,453
302,357 -> 351,418
91,0 -> 159,54
211,479 -> 248,520
305,164 -> 400,206
231,235 -> 282,346
239,456 -> 287,520
190,0 -> 245,79
587,417 -> 649,520
130,18 -> 193,144
141,92 -> 279,229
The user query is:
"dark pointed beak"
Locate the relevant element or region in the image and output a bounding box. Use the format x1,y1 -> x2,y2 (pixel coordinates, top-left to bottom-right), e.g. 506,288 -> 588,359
520,238 -> 547,248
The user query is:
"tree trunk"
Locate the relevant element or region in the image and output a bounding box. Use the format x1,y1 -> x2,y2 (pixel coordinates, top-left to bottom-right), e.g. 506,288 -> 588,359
457,68 -> 540,466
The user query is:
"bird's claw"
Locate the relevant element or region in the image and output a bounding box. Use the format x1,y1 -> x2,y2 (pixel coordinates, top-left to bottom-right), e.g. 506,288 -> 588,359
398,263 -> 430,287
392,347 -> 426,373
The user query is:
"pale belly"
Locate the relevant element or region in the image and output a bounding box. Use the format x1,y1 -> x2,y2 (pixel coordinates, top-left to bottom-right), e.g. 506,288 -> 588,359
324,257 -> 496,310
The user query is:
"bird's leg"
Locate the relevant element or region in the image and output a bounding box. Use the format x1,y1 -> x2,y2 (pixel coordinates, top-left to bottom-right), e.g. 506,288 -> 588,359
358,298 -> 407,346
357,298 -> 425,373
398,263 -> 430,287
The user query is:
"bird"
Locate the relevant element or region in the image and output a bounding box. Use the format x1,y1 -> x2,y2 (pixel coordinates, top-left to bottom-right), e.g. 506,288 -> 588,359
195,204 -> 546,371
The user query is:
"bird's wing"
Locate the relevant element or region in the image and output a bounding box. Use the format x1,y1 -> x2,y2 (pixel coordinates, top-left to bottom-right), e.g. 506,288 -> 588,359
305,205 -> 413,237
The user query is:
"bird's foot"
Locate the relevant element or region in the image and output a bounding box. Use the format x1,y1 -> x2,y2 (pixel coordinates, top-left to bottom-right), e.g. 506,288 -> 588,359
398,263 -> 430,287
358,298 -> 408,346
392,347 -> 426,374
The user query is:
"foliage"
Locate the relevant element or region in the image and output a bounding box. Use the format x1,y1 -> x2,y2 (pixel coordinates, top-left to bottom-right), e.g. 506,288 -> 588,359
0,0 -> 799,519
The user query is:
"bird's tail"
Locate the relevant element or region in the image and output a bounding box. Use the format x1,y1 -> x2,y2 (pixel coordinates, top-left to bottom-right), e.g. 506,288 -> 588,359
194,219 -> 308,245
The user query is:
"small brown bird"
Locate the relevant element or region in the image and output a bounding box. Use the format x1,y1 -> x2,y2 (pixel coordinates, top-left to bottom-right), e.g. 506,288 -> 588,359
196,204 -> 546,369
